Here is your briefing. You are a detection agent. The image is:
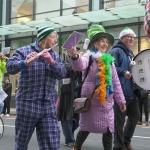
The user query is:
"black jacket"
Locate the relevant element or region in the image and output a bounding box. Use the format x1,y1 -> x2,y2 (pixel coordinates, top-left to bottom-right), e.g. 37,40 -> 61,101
134,88 -> 149,99
57,55 -> 79,121
3,82 -> 12,100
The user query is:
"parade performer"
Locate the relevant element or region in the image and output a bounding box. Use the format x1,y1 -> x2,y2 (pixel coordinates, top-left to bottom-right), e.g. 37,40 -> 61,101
110,27 -> 140,150
68,24 -> 126,150
6,26 -> 66,150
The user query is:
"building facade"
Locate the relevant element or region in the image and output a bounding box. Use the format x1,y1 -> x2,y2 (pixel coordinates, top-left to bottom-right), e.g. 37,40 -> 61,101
0,0 -> 149,94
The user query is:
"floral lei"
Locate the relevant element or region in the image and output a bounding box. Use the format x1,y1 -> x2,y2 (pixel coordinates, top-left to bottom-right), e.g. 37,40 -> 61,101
95,53 -> 115,104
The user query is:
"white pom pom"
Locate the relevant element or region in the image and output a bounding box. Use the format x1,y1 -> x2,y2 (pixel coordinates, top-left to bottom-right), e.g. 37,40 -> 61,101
83,38 -> 90,50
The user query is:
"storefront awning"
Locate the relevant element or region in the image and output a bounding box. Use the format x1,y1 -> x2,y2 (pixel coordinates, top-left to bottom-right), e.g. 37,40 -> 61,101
0,2 -> 145,36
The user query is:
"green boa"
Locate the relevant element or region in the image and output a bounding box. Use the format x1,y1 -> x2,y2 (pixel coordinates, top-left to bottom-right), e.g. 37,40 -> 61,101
101,53 -> 115,85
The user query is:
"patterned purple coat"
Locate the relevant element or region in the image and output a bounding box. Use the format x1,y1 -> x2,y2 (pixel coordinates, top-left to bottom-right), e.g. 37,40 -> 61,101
70,52 -> 126,134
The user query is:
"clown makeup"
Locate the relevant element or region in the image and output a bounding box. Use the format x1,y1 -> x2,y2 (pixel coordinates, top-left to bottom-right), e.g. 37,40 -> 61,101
95,37 -> 110,53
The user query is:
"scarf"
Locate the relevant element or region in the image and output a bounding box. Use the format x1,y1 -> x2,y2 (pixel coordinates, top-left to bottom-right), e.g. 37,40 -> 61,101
87,50 -> 114,104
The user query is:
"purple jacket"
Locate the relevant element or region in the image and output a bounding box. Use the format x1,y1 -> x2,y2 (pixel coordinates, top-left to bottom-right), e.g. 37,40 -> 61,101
71,53 -> 126,133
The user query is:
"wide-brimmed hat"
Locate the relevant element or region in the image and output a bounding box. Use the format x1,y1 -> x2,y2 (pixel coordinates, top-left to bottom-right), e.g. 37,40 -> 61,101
87,24 -> 114,48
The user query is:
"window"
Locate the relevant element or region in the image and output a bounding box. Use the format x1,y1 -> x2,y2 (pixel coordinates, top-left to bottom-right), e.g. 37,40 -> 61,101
10,38 -> 32,50
63,0 -> 89,9
11,0 -> 33,18
103,0 -> 140,9
63,0 -> 89,15
35,12 -> 60,20
11,16 -> 32,24
63,6 -> 89,15
140,37 -> 150,51
35,0 -> 60,13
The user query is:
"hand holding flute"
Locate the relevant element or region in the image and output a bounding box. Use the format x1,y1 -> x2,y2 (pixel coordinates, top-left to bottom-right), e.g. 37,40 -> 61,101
24,52 -> 38,66
25,44 -> 58,66
0,53 -> 9,61
41,49 -> 55,66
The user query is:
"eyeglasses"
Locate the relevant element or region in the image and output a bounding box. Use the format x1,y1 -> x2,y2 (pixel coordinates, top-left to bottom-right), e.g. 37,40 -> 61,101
123,36 -> 135,40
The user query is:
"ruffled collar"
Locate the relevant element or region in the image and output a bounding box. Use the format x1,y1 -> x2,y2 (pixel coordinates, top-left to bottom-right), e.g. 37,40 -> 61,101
86,50 -> 103,60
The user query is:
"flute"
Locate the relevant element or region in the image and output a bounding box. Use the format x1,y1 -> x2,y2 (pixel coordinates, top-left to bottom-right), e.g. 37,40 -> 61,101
26,44 -> 58,64
4,56 -> 9,60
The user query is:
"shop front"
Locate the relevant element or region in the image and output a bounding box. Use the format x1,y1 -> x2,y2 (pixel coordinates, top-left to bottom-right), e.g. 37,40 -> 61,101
0,0 -> 149,107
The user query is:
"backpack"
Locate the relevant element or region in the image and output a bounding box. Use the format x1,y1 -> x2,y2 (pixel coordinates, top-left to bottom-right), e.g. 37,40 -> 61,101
74,55 -> 93,99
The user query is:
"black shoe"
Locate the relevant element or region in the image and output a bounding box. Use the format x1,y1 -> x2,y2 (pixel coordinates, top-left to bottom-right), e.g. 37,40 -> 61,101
125,144 -> 134,150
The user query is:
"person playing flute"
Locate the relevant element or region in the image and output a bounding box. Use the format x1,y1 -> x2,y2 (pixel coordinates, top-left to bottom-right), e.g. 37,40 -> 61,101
6,26 -> 66,150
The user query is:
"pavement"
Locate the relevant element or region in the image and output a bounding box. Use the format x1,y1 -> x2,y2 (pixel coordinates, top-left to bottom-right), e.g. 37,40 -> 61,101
10,108 -> 150,124
10,108 -> 16,116
0,117 -> 150,150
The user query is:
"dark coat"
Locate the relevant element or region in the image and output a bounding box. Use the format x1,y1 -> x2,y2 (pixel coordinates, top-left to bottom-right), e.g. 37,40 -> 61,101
110,40 -> 134,100
3,82 -> 12,101
57,55 -> 79,121
134,87 -> 149,99
70,52 -> 126,133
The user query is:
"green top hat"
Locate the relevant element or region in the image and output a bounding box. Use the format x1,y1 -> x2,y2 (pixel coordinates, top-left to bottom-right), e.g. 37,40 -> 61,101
87,24 -> 114,48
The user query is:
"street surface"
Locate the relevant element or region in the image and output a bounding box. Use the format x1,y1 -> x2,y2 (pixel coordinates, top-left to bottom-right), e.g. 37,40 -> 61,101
0,116 -> 150,150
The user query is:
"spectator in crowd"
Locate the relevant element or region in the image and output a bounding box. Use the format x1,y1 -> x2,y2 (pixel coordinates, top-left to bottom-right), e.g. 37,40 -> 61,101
57,48 -> 81,147
6,26 -> 66,150
68,24 -> 126,150
1,77 -> 12,117
0,53 -> 6,116
110,27 -> 140,150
